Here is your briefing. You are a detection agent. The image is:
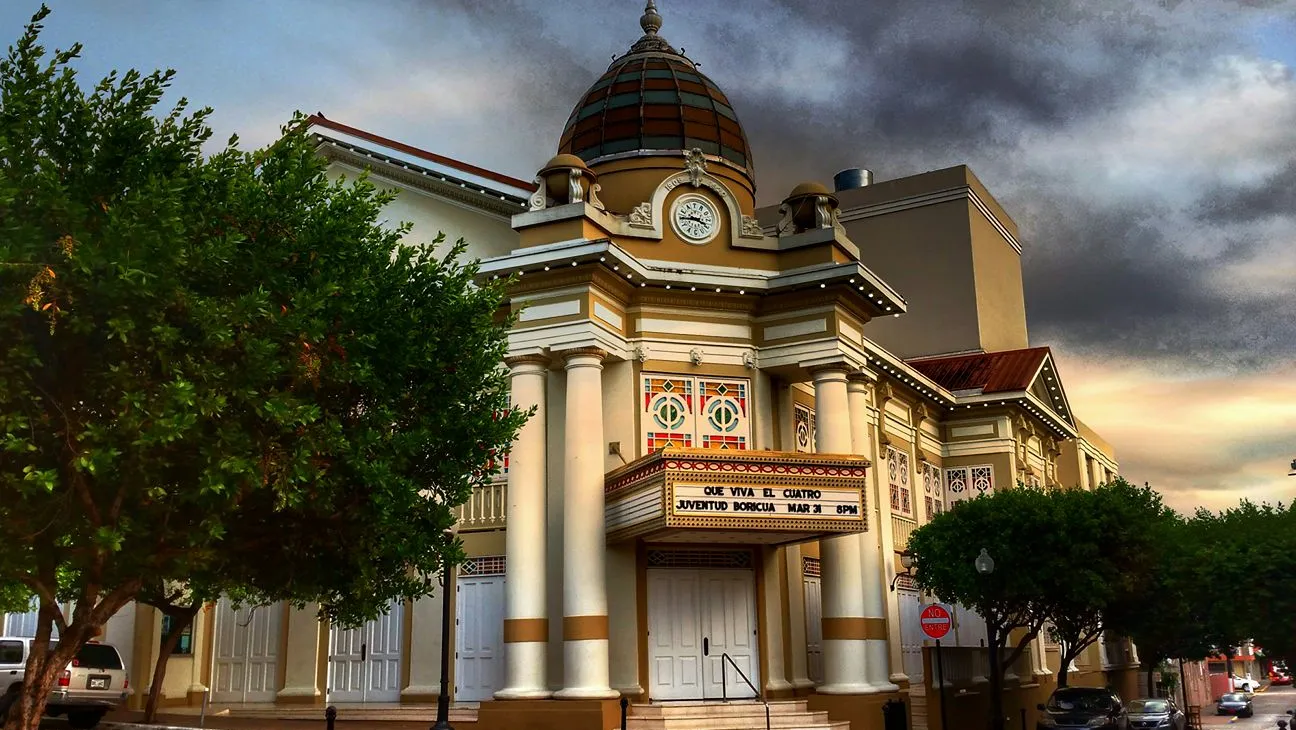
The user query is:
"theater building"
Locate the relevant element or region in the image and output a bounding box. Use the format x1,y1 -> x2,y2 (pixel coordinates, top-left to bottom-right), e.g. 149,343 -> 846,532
2,3 -> 1139,729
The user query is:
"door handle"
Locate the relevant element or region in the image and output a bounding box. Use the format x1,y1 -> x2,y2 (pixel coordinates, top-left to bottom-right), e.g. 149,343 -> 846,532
703,638 -> 709,656
361,643 -> 367,662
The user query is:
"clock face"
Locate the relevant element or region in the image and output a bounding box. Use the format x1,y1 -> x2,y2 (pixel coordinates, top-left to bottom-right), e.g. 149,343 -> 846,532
672,196 -> 719,243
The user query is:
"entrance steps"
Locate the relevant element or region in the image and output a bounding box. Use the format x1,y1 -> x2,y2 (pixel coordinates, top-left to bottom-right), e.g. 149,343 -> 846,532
908,687 -> 929,730
628,700 -> 848,730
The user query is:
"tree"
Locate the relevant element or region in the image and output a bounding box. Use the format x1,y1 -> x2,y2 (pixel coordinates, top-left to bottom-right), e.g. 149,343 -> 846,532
0,9 -> 524,729
1103,511 -> 1217,694
909,485 -> 1065,730
1045,479 -> 1170,687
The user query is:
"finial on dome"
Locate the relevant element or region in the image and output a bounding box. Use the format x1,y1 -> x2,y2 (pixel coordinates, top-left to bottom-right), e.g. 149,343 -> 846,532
640,0 -> 662,36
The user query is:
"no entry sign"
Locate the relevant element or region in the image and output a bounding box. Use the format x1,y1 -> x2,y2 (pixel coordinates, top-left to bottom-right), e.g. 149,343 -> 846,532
920,604 -> 952,640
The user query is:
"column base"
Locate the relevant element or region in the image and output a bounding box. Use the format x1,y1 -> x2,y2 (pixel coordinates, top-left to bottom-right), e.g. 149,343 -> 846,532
815,682 -> 878,695
478,698 -> 622,730
809,689 -> 906,730
553,686 -> 621,700
494,687 -> 554,700
275,687 -> 322,705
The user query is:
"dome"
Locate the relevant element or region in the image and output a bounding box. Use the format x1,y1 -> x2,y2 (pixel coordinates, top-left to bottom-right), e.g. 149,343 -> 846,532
786,181 -> 834,200
557,2 -> 754,180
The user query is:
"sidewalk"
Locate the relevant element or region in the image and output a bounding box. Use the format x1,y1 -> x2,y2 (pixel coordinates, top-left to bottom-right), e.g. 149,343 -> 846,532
100,710 -> 468,730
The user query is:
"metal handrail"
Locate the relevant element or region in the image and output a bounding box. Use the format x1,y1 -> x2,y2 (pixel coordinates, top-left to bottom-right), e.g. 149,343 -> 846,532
720,653 -> 770,730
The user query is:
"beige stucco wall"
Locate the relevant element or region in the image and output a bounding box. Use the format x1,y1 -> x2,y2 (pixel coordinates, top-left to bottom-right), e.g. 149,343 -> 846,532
326,164 -> 517,263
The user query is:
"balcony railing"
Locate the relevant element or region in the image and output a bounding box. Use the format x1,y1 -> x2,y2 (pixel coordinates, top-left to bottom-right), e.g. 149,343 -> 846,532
892,515 -> 918,550
455,481 -> 507,531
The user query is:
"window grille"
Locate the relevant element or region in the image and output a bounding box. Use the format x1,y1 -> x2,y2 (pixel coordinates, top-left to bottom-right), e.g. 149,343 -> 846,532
646,549 -> 753,570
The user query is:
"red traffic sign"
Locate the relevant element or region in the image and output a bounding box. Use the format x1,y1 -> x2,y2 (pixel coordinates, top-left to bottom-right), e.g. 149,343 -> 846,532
920,604 -> 952,640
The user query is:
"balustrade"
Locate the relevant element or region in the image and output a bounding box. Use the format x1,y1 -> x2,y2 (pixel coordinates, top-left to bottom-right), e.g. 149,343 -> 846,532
455,480 -> 507,530
891,514 -> 918,550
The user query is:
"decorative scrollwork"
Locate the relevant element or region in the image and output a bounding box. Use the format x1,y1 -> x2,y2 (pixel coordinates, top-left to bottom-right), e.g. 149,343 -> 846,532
741,215 -> 764,237
685,147 -> 707,187
528,176 -> 548,211
628,201 -> 653,227
588,182 -> 606,212
568,168 -> 585,204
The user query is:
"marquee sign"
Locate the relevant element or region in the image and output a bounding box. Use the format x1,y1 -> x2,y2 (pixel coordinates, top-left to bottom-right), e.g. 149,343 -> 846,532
672,483 -> 864,521
605,447 -> 870,542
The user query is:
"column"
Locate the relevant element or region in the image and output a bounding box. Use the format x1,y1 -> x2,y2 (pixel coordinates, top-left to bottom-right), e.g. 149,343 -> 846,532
278,605 -> 322,701
496,355 -> 551,698
812,366 -> 872,694
404,593 -> 446,699
760,546 -> 793,694
849,375 -> 899,693
555,348 -> 617,699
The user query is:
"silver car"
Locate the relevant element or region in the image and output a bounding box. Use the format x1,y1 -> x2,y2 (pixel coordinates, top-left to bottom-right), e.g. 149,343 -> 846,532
1126,698 -> 1186,730
0,637 -> 131,729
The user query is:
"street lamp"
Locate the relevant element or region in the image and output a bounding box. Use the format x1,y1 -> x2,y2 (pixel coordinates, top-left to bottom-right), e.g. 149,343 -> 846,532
432,523 -> 460,730
1287,458 -> 1295,477
975,548 -> 995,576
890,550 -> 916,591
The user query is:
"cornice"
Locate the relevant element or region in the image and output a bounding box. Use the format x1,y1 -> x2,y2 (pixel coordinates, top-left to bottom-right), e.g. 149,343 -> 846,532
317,141 -> 524,219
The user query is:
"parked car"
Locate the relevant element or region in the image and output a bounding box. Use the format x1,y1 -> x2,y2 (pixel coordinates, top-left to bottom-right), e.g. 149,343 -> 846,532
1270,670 -> 1293,686
1126,698 -> 1186,730
1038,687 -> 1129,730
0,637 -> 130,729
1231,675 -> 1257,693
1215,692 -> 1254,718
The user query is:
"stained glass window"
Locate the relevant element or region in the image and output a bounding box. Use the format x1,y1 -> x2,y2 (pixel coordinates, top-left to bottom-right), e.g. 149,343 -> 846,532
923,462 -> 944,519
888,447 -> 912,517
944,465 -> 994,509
642,375 -> 749,453
794,403 -> 814,453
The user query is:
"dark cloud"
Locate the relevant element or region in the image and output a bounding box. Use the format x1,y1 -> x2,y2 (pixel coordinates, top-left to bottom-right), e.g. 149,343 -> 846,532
1196,160 -> 1296,223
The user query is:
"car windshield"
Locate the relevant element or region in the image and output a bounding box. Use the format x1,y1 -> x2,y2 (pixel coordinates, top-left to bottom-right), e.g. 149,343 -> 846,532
1129,700 -> 1169,713
1220,694 -> 1245,702
1048,690 -> 1114,713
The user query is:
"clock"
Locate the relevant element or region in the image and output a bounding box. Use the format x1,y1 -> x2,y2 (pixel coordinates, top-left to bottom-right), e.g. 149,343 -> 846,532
671,194 -> 720,244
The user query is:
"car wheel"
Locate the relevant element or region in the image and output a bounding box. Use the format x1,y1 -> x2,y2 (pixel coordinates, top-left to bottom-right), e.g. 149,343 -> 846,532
67,710 -> 105,729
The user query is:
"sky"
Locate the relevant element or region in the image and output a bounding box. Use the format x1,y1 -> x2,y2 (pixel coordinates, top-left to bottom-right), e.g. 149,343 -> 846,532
3,0 -> 1294,513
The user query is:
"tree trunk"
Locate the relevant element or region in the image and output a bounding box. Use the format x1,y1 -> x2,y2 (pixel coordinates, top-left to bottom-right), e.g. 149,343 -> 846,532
1057,648 -> 1075,689
144,605 -> 199,723
988,624 -> 1006,730
6,610 -> 87,730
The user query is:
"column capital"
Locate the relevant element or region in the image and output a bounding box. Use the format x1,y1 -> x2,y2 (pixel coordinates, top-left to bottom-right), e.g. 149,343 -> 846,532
558,346 -> 608,367
505,353 -> 550,369
808,363 -> 852,382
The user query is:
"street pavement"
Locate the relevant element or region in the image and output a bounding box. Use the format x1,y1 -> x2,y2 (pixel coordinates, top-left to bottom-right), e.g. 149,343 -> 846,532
1203,685 -> 1295,728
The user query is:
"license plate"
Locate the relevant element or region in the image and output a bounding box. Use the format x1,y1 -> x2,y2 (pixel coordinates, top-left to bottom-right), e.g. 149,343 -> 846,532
88,676 -> 109,689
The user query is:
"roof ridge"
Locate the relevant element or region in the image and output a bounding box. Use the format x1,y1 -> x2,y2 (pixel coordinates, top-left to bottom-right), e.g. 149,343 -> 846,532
306,113 -> 535,192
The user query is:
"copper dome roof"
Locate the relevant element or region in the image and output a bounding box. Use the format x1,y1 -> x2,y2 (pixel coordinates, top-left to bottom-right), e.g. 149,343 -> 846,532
557,2 -> 754,180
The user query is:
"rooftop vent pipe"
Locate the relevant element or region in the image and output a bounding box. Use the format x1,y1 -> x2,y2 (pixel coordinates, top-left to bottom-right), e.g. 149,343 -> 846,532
833,168 -> 873,192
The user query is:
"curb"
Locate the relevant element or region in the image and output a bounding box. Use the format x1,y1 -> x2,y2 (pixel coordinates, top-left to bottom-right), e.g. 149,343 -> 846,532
104,724 -> 205,730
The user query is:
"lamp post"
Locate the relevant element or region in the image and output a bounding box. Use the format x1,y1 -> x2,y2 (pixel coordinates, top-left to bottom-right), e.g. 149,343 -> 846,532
889,550 -> 916,591
432,523 -> 460,730
975,548 -> 1000,730
1288,458 -> 1295,477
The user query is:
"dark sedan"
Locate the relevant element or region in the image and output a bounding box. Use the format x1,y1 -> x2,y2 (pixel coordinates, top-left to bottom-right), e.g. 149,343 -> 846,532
1127,698 -> 1186,730
1038,687 -> 1129,730
1215,693 -> 1253,717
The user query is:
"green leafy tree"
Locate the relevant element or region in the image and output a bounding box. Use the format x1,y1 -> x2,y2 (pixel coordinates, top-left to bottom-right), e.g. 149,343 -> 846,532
1202,502 -> 1296,666
1103,511 -> 1217,695
1045,479 -> 1170,687
0,8 -> 523,730
909,485 -> 1064,730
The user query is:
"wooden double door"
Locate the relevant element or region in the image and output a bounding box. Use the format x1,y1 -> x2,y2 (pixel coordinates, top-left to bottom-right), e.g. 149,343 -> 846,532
646,569 -> 759,701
